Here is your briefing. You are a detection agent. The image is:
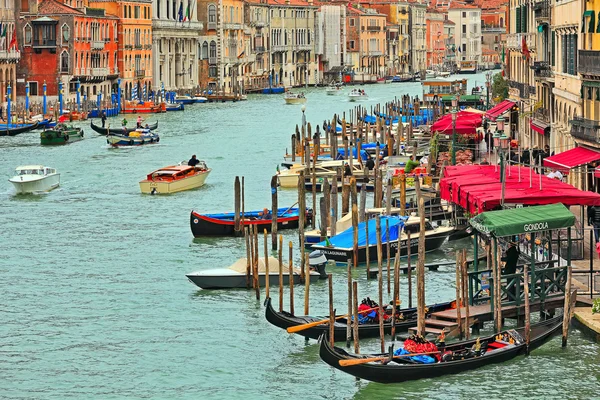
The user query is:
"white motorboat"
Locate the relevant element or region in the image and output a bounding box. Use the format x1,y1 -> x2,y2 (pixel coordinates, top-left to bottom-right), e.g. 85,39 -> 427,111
284,92 -> 307,104
425,70 -> 437,79
9,165 -> 60,194
325,85 -> 343,95
348,89 -> 368,101
185,256 -> 322,289
192,96 -> 207,103
439,71 -> 451,77
277,160 -> 367,188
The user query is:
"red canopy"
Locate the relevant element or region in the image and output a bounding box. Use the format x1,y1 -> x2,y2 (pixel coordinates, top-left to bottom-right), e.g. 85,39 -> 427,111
543,147 -> 600,173
440,165 -> 600,213
485,100 -> 516,121
430,111 -> 483,135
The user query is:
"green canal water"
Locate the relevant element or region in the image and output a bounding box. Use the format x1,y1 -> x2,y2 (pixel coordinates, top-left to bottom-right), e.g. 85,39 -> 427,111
1,73 -> 599,399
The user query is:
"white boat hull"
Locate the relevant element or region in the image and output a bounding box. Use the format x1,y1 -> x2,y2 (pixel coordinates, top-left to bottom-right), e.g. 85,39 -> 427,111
186,268 -> 320,289
348,94 -> 368,102
139,169 -> 211,194
9,174 -> 60,194
284,97 -> 307,105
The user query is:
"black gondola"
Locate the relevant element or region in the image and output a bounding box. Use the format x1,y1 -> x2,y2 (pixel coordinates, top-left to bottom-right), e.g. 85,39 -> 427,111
319,316 -> 563,384
190,207 -> 311,237
90,120 -> 158,135
264,297 -> 456,341
0,121 -> 40,137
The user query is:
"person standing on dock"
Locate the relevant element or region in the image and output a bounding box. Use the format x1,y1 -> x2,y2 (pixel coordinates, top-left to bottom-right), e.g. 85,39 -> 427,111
587,205 -> 600,243
501,241 -> 520,301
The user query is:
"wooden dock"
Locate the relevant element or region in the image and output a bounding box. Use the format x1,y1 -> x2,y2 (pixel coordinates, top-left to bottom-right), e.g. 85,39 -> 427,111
407,296 -> 565,337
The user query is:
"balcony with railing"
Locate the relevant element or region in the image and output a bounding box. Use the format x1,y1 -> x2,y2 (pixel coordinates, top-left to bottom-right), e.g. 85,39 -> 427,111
0,50 -> 20,61
533,0 -> 550,21
296,44 -> 312,51
272,45 -> 288,52
91,41 -> 105,50
366,25 -> 381,32
571,116 -> 600,144
33,39 -> 56,48
135,69 -> 145,78
506,33 -> 536,50
579,50 -> 600,76
135,44 -> 142,49
223,22 -> 242,30
91,67 -> 109,76
533,107 -> 550,123
207,21 -> 217,30
531,60 -> 552,78
209,56 -> 217,65
255,46 -> 266,53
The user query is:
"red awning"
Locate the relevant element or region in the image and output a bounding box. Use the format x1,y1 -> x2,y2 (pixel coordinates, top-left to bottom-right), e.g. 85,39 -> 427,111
543,147 -> 600,172
530,119 -> 549,135
485,100 -> 516,121
430,111 -> 483,135
440,165 -> 600,213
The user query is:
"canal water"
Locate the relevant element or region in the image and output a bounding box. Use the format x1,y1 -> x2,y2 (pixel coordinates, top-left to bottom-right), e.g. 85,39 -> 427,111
1,72 -> 598,399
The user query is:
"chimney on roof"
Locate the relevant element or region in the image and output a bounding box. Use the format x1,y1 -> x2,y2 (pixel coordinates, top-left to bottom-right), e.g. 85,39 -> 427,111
285,0 -> 290,4
308,0 -> 313,4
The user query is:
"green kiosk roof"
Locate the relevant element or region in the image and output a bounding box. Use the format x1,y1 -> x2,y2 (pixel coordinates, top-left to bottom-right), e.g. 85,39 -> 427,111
469,203 -> 575,237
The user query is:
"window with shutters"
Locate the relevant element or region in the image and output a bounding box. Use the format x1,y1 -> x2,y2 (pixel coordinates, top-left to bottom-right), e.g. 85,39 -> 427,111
516,7 -> 521,34
551,30 -> 555,66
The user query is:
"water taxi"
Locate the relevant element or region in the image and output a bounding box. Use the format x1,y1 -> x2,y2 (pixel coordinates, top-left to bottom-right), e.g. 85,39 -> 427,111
139,162 -> 211,194
9,165 -> 60,194
348,89 -> 368,101
284,92 -> 307,105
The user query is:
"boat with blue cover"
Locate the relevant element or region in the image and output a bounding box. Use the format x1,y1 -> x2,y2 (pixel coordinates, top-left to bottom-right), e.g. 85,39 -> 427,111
174,95 -> 195,104
310,215 -> 453,264
190,207 -> 312,237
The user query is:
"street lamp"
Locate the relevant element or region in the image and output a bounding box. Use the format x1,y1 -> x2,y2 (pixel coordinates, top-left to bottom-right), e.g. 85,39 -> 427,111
451,95 -> 458,165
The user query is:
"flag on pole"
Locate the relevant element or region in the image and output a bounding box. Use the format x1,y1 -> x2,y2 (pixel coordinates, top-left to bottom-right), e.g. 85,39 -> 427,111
178,2 -> 184,22
521,36 -> 530,62
9,26 -> 17,51
0,24 -> 6,50
183,3 -> 190,22
237,50 -> 245,59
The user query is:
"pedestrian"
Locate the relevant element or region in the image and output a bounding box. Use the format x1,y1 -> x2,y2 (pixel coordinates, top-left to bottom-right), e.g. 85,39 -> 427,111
588,205 -> 600,243
501,241 -> 520,301
480,158 -> 490,165
101,111 -> 107,128
344,162 -> 352,177
485,129 -> 493,151
0,105 -> 4,122
136,115 -> 142,128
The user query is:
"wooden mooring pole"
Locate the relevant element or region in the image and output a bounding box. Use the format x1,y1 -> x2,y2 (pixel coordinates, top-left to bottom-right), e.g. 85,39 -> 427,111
278,235 -> 284,311
347,259 -> 352,347
264,229 -> 270,299
352,281 -> 360,354
288,241 -> 295,315
562,266 -> 573,347
328,273 -> 335,347
416,198 -> 426,336
271,175 -> 278,250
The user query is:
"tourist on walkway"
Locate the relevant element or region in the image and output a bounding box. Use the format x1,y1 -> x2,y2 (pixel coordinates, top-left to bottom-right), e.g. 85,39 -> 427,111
587,205 -> 600,243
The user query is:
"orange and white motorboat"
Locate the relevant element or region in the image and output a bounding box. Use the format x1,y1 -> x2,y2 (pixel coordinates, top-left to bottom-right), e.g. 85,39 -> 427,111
139,161 -> 211,194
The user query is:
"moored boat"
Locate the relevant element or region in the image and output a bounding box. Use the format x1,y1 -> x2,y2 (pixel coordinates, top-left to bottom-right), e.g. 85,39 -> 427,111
192,96 -> 208,103
174,95 -> 195,104
166,103 -> 185,111
190,207 -> 311,237
277,160 -> 367,188
8,165 -> 60,194
139,161 -> 211,194
40,123 -> 84,145
284,92 -> 307,104
90,120 -> 158,135
348,89 -> 368,101
121,100 -> 166,114
0,121 -> 40,137
186,258 -> 320,289
319,316 -> 563,384
310,215 -> 454,264
106,129 -> 160,147
265,297 -> 455,341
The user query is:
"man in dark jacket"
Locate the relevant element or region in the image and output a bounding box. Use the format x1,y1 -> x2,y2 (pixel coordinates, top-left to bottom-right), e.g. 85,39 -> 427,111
501,241 -> 520,301
588,205 -> 600,243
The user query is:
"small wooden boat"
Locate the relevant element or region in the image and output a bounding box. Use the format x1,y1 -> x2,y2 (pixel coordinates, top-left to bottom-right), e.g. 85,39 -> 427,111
319,316 -> 563,384
310,215 -> 454,264
0,121 -> 40,137
325,85 -> 342,95
190,207 -> 311,237
284,92 -> 307,105
106,129 -> 160,147
9,165 -> 60,194
186,258 -> 320,289
278,160 -> 367,188
265,297 -> 455,341
90,120 -> 158,135
139,161 -> 211,194
121,100 -> 166,114
174,95 -> 194,105
40,124 -> 84,145
348,89 -> 368,101
166,103 -> 185,111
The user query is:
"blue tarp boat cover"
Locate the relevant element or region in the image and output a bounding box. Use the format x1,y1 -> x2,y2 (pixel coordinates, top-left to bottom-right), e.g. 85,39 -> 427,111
336,149 -> 370,160
317,215 -> 408,248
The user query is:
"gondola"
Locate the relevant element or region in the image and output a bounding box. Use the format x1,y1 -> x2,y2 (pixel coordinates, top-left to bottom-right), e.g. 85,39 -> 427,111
0,121 -> 39,137
264,297 -> 455,341
319,316 -> 563,384
190,207 -> 312,237
90,120 -> 158,135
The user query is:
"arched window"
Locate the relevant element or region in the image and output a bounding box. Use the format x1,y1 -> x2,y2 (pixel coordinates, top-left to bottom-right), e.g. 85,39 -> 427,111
23,23 -> 32,45
208,4 -> 216,23
202,41 -> 208,59
60,51 -> 69,73
209,40 -> 216,58
61,23 -> 70,45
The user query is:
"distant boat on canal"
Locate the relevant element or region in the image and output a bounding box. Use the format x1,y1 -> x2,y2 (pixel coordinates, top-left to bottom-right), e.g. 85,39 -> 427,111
9,165 -> 60,194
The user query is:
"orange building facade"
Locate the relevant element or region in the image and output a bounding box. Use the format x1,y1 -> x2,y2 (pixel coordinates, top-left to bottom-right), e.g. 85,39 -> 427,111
89,0 -> 153,100
425,8 -> 445,68
346,6 -> 386,79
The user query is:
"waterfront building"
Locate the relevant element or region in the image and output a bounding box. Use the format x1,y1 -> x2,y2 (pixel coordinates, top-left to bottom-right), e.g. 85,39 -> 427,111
18,0 -> 118,102
152,0 -> 203,93
442,18 -> 455,72
479,0 -> 506,70
447,3 -> 481,72
409,0 -> 427,74
244,0 -> 270,91
345,5 -> 386,81
425,8 -> 445,69
0,0 -> 18,104
88,0 -> 153,100
316,4 -> 346,83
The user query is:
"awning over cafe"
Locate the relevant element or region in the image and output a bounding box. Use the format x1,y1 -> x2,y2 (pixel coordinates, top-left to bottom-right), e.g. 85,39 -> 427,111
469,203 -> 575,237
484,99 -> 516,121
543,146 -> 600,172
530,119 -> 550,135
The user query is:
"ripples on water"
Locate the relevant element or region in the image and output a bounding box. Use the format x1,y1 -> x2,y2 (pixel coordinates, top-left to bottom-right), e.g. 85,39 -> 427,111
1,73 -> 598,399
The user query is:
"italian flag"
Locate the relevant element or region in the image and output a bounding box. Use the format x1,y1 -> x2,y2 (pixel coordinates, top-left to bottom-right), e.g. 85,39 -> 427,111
183,5 -> 190,22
